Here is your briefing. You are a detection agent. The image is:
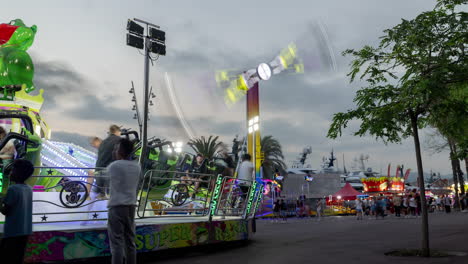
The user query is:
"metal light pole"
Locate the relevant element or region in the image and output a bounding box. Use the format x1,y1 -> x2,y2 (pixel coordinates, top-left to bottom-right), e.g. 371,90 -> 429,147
141,31 -> 151,166
126,18 -> 166,169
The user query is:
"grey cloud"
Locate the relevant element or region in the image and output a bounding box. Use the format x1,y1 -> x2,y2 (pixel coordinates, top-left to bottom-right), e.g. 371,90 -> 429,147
51,131 -> 96,152
32,57 -> 88,109
260,73 -> 356,119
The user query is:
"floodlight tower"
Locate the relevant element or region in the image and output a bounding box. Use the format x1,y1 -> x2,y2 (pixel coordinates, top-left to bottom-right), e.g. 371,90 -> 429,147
126,18 -> 166,167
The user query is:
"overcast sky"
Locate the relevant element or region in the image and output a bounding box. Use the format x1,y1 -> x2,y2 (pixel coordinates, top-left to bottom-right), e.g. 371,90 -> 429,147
2,0 -> 460,175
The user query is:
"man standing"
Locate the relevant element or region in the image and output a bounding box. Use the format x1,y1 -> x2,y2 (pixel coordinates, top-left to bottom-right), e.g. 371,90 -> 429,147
393,195 -> 402,217
237,153 -> 254,200
90,136 -> 102,149
95,125 -> 121,198
443,195 -> 452,213
107,138 -> 141,264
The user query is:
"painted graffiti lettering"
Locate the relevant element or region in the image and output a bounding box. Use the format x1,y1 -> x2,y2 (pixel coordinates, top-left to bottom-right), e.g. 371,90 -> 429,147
214,221 -> 247,241
135,224 -> 192,251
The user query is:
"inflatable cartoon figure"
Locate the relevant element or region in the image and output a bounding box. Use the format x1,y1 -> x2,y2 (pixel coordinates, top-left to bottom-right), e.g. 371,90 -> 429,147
0,19 -> 37,93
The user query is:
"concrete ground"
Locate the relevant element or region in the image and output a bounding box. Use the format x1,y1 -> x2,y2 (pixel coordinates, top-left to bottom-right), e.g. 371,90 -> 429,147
151,211 -> 468,264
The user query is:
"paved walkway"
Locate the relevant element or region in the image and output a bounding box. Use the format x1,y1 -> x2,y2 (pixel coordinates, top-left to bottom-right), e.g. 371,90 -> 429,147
153,212 -> 468,264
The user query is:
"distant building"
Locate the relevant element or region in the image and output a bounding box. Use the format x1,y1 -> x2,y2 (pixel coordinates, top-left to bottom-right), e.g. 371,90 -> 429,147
282,173 -> 341,199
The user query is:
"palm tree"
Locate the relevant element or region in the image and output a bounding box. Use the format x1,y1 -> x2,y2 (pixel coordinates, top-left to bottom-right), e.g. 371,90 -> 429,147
261,135 -> 287,179
187,135 -> 225,160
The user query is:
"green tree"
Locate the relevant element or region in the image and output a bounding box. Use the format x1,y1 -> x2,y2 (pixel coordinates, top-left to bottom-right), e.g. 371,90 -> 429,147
327,0 -> 467,256
430,83 -> 468,196
261,135 -> 287,179
187,135 -> 224,160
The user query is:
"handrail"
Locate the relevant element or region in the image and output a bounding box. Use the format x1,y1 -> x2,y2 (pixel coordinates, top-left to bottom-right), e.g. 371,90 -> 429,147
137,169 -> 216,219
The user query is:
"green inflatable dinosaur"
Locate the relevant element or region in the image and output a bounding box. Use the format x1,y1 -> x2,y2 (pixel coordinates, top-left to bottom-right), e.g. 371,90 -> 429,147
0,19 -> 37,93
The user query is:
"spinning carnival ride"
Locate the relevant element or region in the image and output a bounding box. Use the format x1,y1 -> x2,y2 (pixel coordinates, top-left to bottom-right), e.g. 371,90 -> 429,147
0,19 -> 258,263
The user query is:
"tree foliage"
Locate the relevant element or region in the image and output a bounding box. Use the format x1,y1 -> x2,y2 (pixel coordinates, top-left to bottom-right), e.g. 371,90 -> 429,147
187,135 -> 224,160
327,0 -> 467,256
261,135 -> 287,179
329,0 -> 467,143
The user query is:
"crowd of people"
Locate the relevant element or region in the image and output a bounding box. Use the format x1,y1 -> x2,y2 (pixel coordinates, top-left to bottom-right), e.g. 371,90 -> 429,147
353,189 -> 459,220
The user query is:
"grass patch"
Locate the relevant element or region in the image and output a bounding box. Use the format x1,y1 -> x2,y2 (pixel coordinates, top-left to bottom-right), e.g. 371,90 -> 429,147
385,249 -> 449,257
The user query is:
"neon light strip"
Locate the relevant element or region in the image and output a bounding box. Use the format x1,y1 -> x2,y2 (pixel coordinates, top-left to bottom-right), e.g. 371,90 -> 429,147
0,172 -> 3,193
246,181 -> 258,216
209,175 -> 223,216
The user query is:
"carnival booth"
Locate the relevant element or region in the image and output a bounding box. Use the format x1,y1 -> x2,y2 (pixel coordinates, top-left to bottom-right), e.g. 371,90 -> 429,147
360,177 -> 406,214
325,183 -> 361,215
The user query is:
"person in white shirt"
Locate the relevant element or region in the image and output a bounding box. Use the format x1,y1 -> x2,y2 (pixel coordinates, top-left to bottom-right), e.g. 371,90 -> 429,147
409,195 -> 417,216
107,138 -> 141,264
237,153 -> 254,199
436,196 -> 442,211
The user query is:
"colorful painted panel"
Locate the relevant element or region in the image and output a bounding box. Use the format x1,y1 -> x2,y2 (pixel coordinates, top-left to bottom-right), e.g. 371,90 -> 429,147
24,220 -> 251,263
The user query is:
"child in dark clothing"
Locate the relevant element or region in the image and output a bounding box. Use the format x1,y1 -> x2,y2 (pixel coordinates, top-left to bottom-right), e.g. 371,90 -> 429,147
0,159 -> 34,264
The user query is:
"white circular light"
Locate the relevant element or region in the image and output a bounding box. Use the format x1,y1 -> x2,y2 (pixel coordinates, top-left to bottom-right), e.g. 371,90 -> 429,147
257,63 -> 272,81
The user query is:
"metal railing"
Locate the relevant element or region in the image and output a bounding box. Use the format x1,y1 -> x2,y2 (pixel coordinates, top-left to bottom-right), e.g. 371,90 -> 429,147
27,166 -> 108,223
213,177 -> 253,217
137,169 -> 216,218
2,166 -> 265,224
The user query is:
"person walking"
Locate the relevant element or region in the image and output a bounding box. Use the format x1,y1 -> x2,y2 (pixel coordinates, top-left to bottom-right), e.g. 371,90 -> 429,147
415,192 -> 422,216
107,138 -> 141,264
0,160 -> 34,264
316,198 -> 322,221
375,196 -> 385,219
393,195 -> 402,217
409,195 -> 417,217
272,199 -> 281,222
402,195 -> 409,217
355,198 -> 363,220
443,195 -> 452,213
280,199 -> 288,222
370,197 -> 376,217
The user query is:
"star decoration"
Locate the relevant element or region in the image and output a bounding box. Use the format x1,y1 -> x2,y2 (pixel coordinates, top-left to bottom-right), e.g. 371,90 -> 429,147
92,213 -> 99,219
41,215 -> 48,222
47,169 -> 54,176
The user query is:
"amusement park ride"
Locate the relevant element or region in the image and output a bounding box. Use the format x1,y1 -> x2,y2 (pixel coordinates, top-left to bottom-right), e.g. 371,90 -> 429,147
0,19 -> 266,263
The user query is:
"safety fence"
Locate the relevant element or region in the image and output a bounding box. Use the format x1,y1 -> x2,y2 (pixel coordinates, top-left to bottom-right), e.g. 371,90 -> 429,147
1,166 -> 264,223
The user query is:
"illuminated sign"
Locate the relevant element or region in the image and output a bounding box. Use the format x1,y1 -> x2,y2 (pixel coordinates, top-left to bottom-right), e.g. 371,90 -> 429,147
245,181 -> 258,216
254,183 -> 264,213
209,175 -> 223,216
305,176 -> 314,182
